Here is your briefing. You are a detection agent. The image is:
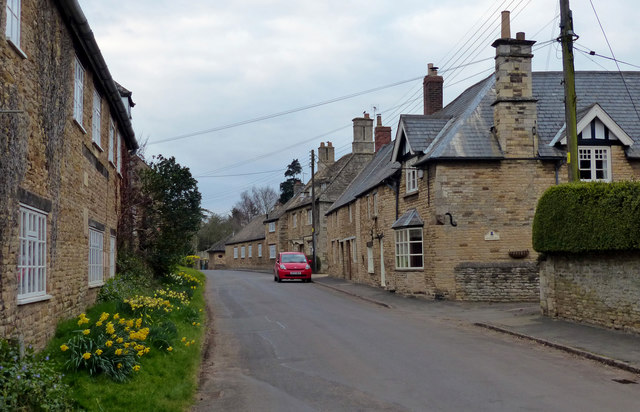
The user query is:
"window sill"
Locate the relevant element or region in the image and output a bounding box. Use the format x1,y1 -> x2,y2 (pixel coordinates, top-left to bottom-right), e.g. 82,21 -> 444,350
395,267 -> 424,272
88,282 -> 104,289
7,39 -> 28,59
74,119 -> 87,134
92,140 -> 104,152
18,294 -> 52,305
403,191 -> 419,199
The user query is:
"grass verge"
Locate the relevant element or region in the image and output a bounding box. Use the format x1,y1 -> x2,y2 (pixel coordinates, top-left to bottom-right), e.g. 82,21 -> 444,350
45,267 -> 206,412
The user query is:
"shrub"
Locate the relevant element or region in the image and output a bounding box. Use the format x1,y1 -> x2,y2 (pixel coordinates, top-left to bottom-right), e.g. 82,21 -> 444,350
0,339 -> 74,411
98,253 -> 153,303
532,181 -> 640,253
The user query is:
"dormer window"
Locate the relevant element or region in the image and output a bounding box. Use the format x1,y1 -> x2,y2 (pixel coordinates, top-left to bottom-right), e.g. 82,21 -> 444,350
406,158 -> 418,194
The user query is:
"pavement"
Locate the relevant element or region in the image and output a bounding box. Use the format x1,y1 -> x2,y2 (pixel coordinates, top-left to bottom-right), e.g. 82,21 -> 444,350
312,274 -> 640,376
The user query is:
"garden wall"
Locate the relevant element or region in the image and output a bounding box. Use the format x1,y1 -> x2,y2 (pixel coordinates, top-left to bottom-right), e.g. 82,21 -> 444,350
454,262 -> 539,302
540,252 -> 640,333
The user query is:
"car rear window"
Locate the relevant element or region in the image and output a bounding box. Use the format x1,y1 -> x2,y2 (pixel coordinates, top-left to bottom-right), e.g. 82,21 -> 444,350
281,254 -> 307,263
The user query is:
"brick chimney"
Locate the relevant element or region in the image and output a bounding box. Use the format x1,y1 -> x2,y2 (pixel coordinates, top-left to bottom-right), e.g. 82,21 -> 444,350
423,63 -> 443,115
352,112 -> 374,154
492,10 -> 538,158
317,141 -> 335,172
374,114 -> 391,152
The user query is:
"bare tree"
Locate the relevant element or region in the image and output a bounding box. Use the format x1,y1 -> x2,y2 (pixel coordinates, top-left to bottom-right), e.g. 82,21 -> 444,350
252,186 -> 278,215
231,185 -> 278,227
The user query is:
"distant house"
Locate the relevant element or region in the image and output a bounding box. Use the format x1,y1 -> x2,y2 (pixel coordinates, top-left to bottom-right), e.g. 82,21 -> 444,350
225,215 -> 269,271
274,115 -> 377,271
325,13 -> 640,301
0,0 -> 137,347
206,235 -> 230,269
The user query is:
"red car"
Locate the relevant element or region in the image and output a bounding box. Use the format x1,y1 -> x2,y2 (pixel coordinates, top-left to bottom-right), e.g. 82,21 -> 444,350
274,252 -> 312,283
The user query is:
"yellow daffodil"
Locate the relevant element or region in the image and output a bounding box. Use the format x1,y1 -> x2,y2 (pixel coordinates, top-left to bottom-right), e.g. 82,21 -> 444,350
99,312 -> 109,322
95,349 -> 103,356
106,322 -> 115,335
82,329 -> 90,335
144,347 -> 150,354
116,338 -> 123,344
115,349 -> 123,356
117,363 -> 122,369
191,340 -> 195,345
133,365 -> 141,372
113,313 -> 120,320
167,346 -> 173,352
181,337 -> 186,342
60,344 -> 69,352
192,322 -> 196,326
96,321 -> 103,327
82,352 -> 91,360
137,350 -> 144,356
105,340 -> 113,347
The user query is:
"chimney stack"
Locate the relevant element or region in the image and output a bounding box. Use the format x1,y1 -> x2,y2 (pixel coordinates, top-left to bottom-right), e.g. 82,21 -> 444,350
492,10 -> 538,158
317,141 -> 335,172
423,63 -> 444,115
352,112 -> 374,154
374,114 -> 391,152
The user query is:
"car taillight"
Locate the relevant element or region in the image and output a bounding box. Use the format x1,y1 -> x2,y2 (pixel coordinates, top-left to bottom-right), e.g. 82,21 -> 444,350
280,264 -> 286,270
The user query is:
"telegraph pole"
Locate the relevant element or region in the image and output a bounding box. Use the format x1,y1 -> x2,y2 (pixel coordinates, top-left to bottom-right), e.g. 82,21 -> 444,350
560,0 -> 579,182
310,149 -> 317,272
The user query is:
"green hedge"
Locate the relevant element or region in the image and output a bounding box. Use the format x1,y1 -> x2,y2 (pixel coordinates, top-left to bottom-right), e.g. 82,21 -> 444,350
532,181 -> 640,253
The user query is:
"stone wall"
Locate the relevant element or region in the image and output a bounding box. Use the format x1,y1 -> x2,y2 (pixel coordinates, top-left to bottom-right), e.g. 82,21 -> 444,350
225,240 -> 270,271
455,262 -> 539,302
540,253 -> 640,333
0,0 -> 131,349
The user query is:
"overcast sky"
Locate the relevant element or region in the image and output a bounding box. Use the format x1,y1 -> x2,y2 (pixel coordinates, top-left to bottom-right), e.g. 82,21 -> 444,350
77,0 -> 640,216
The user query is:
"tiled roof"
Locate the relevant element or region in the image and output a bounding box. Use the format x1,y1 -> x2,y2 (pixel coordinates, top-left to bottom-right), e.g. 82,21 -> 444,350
397,71 -> 640,164
327,143 -> 399,214
207,235 -> 231,252
226,214 -> 266,245
391,208 -> 424,229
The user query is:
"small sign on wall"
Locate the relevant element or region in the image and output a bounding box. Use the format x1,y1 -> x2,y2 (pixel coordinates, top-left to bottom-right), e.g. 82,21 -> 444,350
484,231 -> 500,241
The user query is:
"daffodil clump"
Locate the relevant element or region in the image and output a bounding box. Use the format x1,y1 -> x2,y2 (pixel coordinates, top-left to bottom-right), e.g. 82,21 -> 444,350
124,295 -> 174,321
183,255 -> 200,267
59,312 -> 150,382
167,270 -> 202,287
155,288 -> 190,306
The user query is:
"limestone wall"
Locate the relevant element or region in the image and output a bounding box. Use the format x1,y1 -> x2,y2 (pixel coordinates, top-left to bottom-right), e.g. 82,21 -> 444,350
540,253 -> 640,333
225,240 -> 270,271
455,262 -> 539,302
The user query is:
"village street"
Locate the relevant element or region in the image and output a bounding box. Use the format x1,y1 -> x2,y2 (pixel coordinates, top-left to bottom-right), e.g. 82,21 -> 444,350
193,270 -> 639,411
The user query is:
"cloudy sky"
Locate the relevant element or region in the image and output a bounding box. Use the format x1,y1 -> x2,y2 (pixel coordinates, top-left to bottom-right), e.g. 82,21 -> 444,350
77,0 -> 640,215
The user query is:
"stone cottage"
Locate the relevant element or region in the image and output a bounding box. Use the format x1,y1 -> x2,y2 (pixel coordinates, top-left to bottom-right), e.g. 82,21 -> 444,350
225,215 -> 269,271
325,12 -> 640,301
1,0 -> 138,347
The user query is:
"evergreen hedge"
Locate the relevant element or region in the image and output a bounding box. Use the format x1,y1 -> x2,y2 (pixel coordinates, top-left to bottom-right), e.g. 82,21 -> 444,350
532,181 -> 640,253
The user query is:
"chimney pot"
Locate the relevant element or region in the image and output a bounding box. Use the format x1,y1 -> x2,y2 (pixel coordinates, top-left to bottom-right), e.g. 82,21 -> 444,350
501,11 -> 511,39
328,141 -> 332,147
423,62 -> 444,115
374,115 -> 392,152
376,114 -> 382,126
516,32 -> 525,40
364,112 -> 370,119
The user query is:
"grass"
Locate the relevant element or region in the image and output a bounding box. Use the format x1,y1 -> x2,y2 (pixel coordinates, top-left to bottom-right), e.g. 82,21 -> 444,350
45,267 -> 206,412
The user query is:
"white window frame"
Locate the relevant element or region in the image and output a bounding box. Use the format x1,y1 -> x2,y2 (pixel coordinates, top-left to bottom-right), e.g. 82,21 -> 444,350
241,246 -> 245,258
348,204 -> 352,223
5,0 -> 22,52
89,228 -> 104,287
293,213 -> 297,228
92,90 -> 102,148
74,57 -> 85,127
248,245 -> 252,258
116,130 -> 122,174
373,192 -> 379,216
268,221 -> 275,232
395,228 -> 423,269
233,247 -> 238,259
18,204 -> 48,302
406,159 -> 418,194
367,245 -> 374,274
258,243 -> 262,257
269,244 -> 276,259
307,209 -> 312,225
579,146 -> 611,182
351,240 -> 357,263
108,120 -> 115,164
109,235 -> 116,278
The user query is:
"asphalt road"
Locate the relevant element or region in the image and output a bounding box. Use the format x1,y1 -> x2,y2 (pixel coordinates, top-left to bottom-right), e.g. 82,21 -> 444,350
193,270 -> 639,411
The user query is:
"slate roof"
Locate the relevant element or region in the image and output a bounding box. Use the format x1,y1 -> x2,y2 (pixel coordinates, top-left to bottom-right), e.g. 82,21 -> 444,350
396,71 -> 640,165
207,235 -> 231,253
327,143 -> 399,214
391,208 -> 424,229
226,215 -> 266,245
285,151 -> 374,211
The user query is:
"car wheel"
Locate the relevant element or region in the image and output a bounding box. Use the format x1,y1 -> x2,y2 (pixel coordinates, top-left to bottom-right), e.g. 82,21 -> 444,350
277,276 -> 282,283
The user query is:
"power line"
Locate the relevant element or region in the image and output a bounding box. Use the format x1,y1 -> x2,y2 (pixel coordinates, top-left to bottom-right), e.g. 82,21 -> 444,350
149,76 -> 424,145
196,168 -> 285,178
574,44 -> 640,69
588,0 -> 640,123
